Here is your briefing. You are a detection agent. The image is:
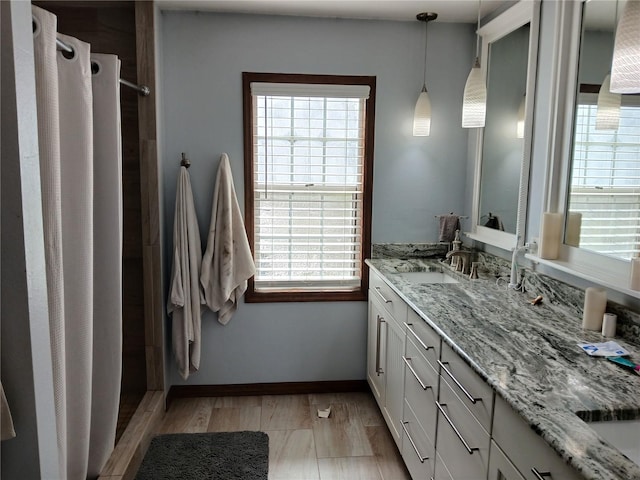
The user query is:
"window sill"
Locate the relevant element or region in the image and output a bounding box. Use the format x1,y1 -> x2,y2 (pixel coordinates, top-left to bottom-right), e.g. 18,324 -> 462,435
524,253 -> 640,300
245,289 -> 367,303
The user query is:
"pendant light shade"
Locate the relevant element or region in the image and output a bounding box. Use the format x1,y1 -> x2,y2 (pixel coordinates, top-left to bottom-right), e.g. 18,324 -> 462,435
516,94 -> 526,138
413,86 -> 432,136
610,0 -> 640,94
462,58 -> 487,128
462,0 -> 486,128
596,74 -> 621,130
413,12 -> 437,137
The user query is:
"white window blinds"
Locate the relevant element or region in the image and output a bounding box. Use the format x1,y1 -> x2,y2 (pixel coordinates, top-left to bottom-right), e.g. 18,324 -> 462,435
250,83 -> 369,291
570,92 -> 640,259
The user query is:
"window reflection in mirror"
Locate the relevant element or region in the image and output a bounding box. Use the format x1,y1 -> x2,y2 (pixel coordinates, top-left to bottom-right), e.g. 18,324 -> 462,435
478,23 -> 530,235
566,0 -> 640,260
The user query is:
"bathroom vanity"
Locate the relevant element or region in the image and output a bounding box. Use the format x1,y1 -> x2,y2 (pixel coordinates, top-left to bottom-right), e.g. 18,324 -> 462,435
365,257 -> 640,480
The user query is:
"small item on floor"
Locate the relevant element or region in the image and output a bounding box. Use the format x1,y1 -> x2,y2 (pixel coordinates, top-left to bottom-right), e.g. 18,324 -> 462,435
529,295 -> 543,305
317,407 -> 331,418
607,356 -> 640,375
578,341 -> 629,357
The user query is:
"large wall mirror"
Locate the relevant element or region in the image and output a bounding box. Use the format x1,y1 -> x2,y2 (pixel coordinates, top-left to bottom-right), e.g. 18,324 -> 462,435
565,0 -> 640,262
468,0 -> 540,251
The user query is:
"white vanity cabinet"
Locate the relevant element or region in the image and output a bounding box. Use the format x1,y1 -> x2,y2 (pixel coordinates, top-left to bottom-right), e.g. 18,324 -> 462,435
365,267 -> 586,480
367,270 -> 407,447
492,396 -> 583,480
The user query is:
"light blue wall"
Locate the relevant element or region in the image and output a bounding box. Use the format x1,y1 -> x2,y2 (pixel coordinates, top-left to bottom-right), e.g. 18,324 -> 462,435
579,29 -> 614,84
160,11 -> 474,385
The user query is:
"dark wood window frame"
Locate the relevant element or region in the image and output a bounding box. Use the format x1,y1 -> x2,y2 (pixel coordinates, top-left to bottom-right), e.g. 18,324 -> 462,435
242,72 -> 375,303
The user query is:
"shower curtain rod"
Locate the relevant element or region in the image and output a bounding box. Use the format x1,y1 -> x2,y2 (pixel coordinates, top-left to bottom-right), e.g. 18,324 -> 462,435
56,38 -> 151,97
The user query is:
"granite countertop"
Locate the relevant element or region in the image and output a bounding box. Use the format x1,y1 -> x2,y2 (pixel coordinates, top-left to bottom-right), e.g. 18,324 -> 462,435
365,257 -> 640,480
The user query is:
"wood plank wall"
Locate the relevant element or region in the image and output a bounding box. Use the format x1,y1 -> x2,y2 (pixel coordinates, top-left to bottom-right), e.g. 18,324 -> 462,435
135,1 -> 164,392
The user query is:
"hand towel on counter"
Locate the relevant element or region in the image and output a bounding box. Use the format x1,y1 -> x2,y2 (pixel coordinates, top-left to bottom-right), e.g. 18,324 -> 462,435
200,153 -> 255,325
439,215 -> 460,242
167,166 -> 205,380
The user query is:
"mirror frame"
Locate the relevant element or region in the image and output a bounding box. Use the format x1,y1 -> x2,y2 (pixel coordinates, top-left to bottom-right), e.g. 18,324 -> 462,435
467,0 -> 541,251
534,0 -> 640,297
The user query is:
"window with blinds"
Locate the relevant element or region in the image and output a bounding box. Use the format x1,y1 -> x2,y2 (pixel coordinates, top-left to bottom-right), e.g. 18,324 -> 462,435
569,91 -> 640,259
242,73 -> 375,301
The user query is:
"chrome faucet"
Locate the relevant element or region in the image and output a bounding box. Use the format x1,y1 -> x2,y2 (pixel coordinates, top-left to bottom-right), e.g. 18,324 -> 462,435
445,249 -> 471,274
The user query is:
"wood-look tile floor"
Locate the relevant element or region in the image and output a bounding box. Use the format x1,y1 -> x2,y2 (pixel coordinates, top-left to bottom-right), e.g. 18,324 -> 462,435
154,392 -> 411,480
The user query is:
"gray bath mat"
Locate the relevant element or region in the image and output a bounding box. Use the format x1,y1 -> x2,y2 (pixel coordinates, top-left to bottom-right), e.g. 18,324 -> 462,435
135,431 -> 269,480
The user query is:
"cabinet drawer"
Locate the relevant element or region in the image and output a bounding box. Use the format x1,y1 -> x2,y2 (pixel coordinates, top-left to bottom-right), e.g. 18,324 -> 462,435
405,309 -> 440,370
493,396 -> 583,480
434,452 -> 454,480
402,400 -> 435,480
370,270 -> 407,322
488,439 -> 526,480
440,342 -> 493,432
436,379 -> 490,480
403,337 -> 439,441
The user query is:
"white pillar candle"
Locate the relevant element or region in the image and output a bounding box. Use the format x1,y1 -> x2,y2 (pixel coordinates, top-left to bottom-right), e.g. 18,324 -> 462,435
565,212 -> 582,247
582,287 -> 607,331
630,258 -> 640,291
539,213 -> 563,259
602,313 -> 617,338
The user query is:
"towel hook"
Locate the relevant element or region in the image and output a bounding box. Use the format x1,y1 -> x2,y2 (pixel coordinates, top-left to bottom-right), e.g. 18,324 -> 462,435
180,152 -> 191,169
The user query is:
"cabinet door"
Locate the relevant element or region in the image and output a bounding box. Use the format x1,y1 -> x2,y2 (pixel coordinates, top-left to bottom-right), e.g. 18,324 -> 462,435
489,440 -> 526,480
493,396 -> 584,480
383,312 -> 405,446
367,294 -> 387,407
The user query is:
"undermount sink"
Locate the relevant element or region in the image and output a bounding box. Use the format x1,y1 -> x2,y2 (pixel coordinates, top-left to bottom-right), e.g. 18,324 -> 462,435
394,271 -> 459,284
587,419 -> 640,467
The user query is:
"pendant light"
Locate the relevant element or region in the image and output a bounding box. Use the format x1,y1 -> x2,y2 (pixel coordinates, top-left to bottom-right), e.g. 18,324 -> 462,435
610,0 -> 640,94
413,12 -> 437,136
462,0 -> 487,128
596,3 -> 621,130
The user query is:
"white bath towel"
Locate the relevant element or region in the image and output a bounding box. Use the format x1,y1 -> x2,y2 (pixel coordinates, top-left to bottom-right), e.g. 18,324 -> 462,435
168,166 -> 204,380
201,153 -> 255,325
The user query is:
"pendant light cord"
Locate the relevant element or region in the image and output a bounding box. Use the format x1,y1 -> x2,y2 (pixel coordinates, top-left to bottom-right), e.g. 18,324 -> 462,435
423,20 -> 428,88
475,0 -> 481,60
613,1 -> 618,42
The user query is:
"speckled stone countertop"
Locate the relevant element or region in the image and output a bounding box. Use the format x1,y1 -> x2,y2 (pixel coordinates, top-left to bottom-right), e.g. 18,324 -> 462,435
366,257 -> 640,480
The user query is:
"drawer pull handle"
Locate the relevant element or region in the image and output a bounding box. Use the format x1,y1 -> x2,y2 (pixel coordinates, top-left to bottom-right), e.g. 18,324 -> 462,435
531,468 -> 552,480
405,322 -> 434,352
375,286 -> 392,303
375,315 -> 386,375
437,360 -> 482,405
436,402 -> 479,455
402,356 -> 430,390
401,421 -> 429,463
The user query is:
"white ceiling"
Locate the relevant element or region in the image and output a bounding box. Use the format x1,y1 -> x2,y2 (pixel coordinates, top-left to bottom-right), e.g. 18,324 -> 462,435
157,0 -> 508,23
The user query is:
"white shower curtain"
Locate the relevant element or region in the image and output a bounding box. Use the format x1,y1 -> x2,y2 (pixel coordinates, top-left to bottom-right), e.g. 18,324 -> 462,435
32,6 -> 123,479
